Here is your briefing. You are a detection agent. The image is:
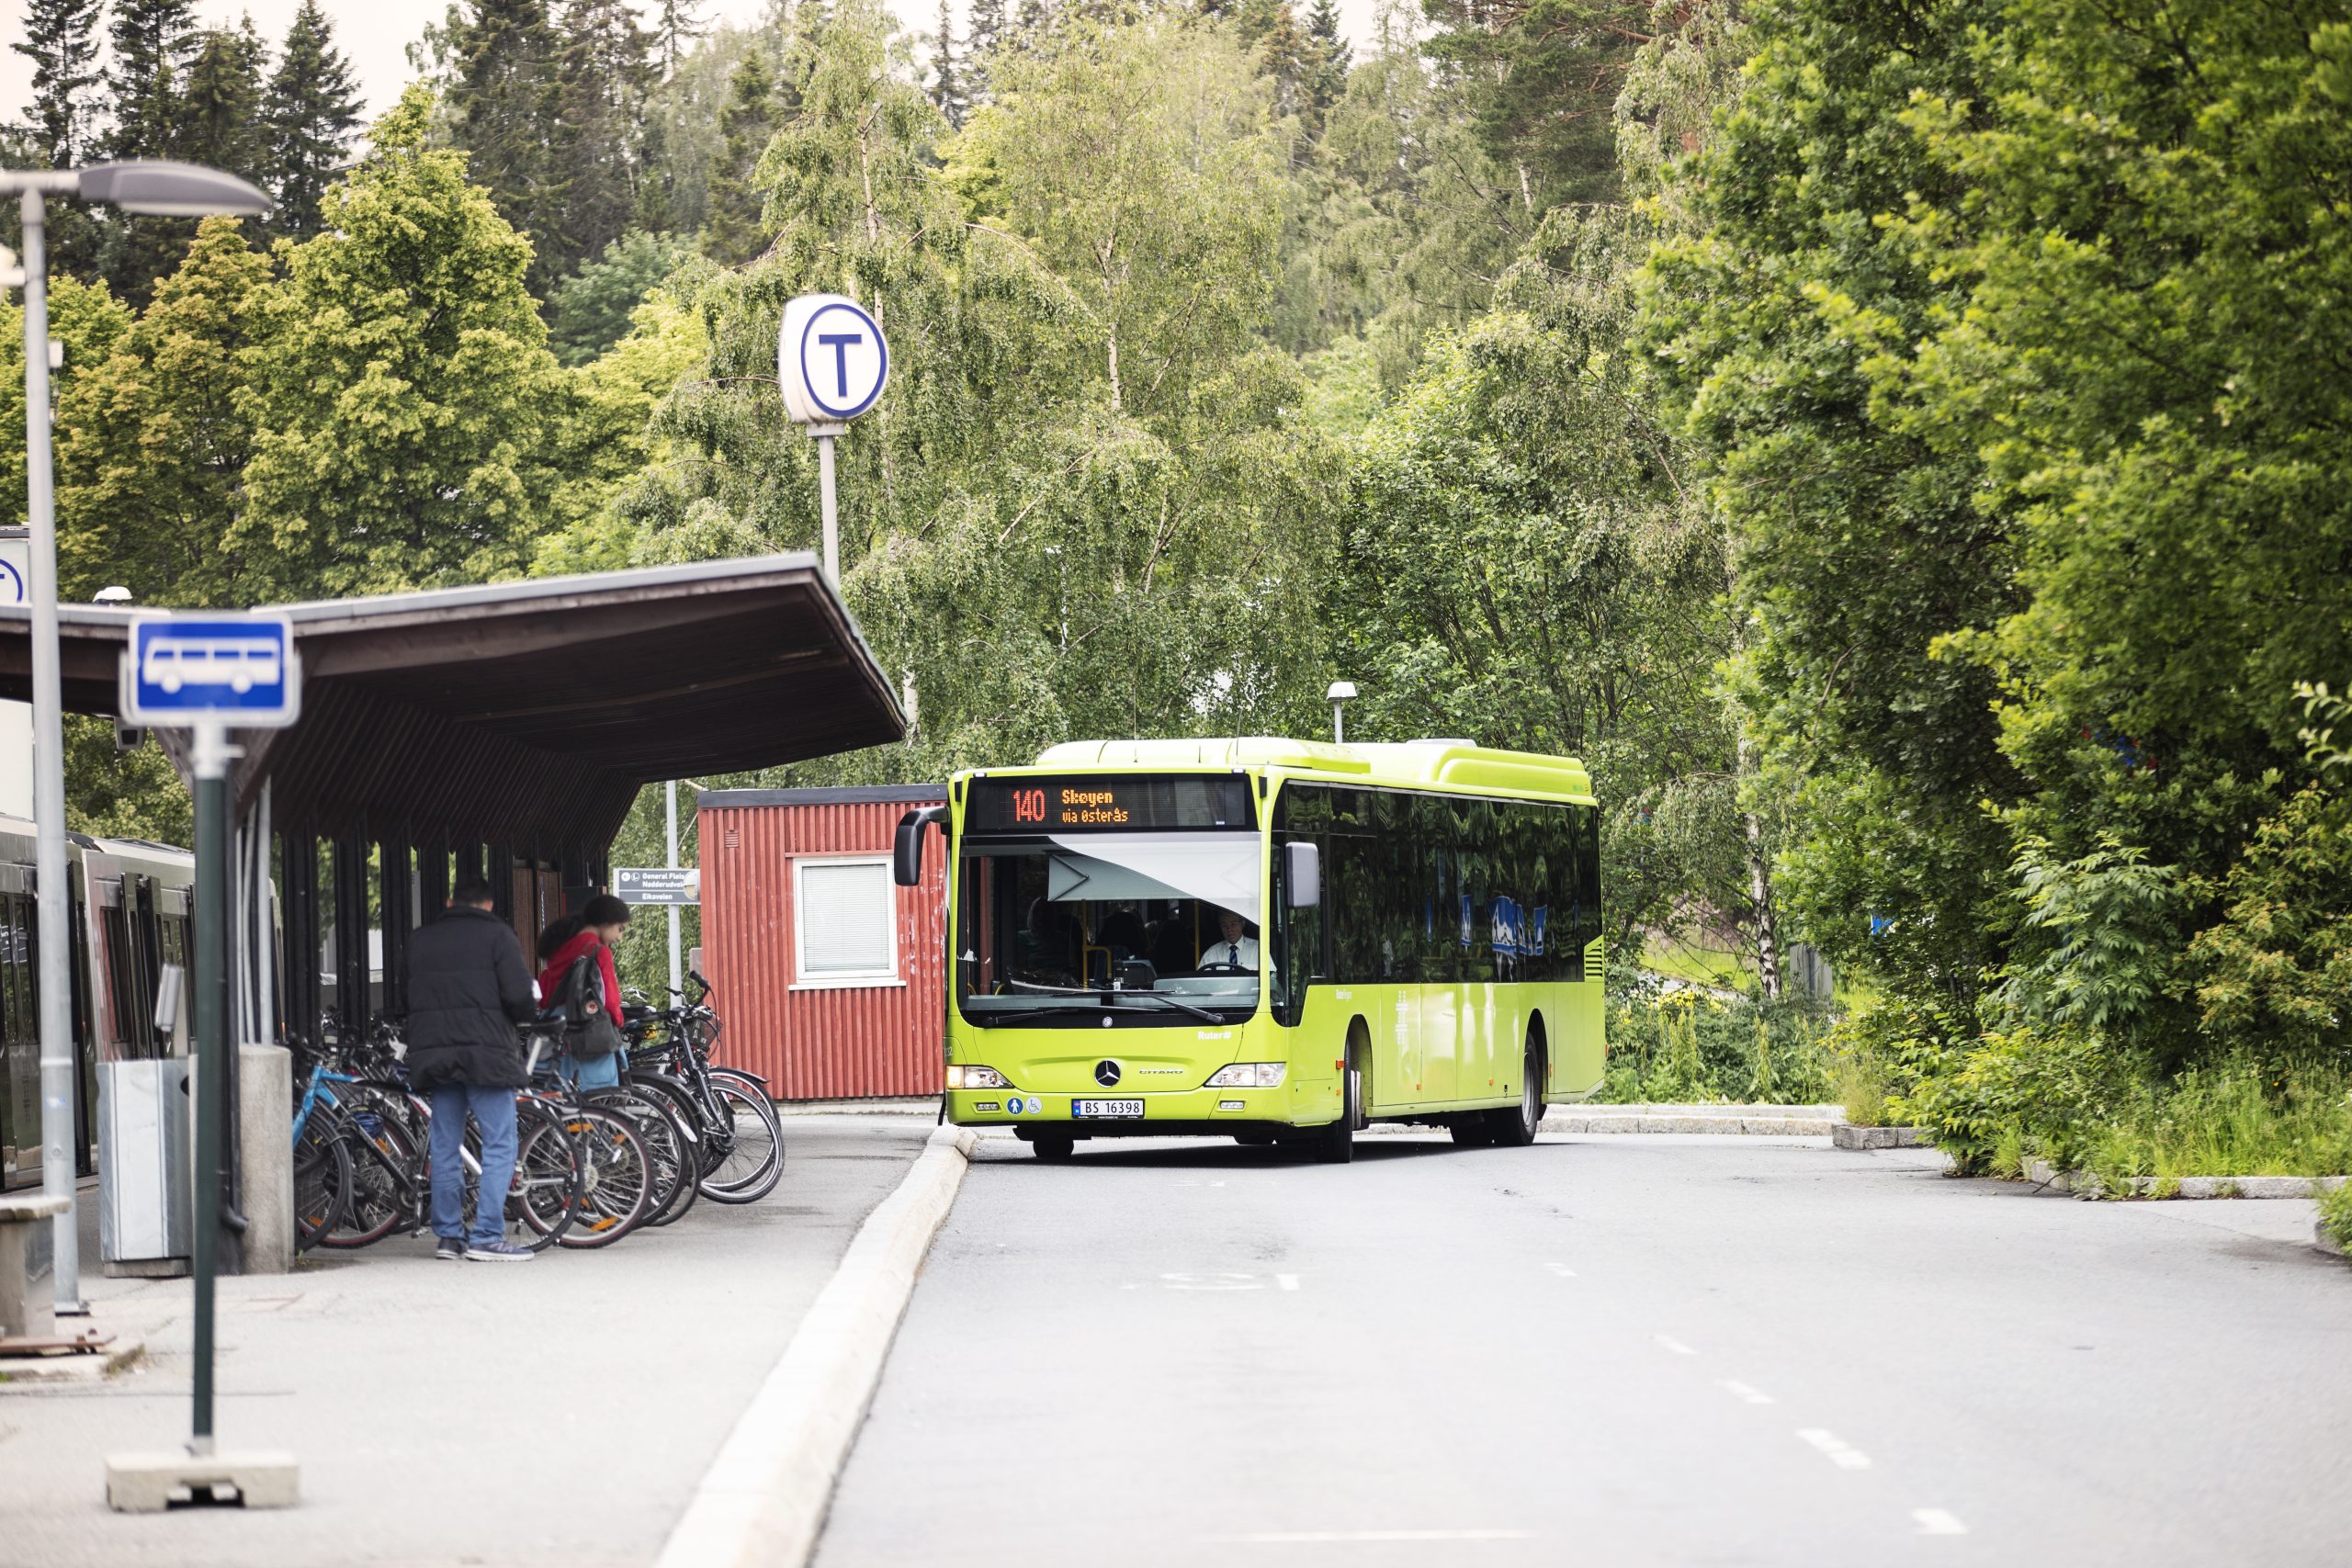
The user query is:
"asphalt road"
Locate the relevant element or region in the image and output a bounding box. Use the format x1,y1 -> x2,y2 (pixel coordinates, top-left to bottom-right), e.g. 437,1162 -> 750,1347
816,1132 -> 2352,1567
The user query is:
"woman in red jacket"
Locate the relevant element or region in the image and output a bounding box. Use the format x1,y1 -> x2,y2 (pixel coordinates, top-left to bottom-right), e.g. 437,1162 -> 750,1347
536,894 -> 631,1089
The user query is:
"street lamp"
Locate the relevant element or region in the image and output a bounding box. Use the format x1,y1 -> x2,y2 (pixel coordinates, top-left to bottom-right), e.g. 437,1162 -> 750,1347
4,161 -> 271,1314
1327,680 -> 1357,745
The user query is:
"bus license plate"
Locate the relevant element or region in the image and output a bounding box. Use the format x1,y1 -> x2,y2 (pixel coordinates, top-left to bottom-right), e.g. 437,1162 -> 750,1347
1072,1099 -> 1144,1118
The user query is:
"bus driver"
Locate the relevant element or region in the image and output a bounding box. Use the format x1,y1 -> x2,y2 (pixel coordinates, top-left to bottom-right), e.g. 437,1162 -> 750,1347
1199,908 -> 1259,972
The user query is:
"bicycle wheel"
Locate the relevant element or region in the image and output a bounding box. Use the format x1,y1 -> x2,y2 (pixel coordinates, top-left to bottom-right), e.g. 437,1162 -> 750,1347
322,1105 -> 418,1249
590,1087 -> 697,1228
555,1104 -> 653,1248
696,1075 -> 784,1204
505,1100 -> 581,1251
293,1117 -> 352,1252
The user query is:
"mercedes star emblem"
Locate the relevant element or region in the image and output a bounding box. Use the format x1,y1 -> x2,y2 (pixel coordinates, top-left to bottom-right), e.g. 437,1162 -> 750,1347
1093,1059 -> 1122,1088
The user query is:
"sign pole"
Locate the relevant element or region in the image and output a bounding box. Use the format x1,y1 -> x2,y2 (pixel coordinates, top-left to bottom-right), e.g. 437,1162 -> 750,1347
812,423 -> 844,587
107,614 -> 300,1510
664,781 -> 683,1000
187,717 -> 234,1456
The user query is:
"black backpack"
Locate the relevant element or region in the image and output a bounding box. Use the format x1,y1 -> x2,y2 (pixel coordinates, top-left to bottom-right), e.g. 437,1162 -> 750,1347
560,945 -> 625,1060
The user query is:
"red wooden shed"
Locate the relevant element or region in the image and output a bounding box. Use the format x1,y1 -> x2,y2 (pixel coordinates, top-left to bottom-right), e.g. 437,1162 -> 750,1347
697,785 -> 947,1100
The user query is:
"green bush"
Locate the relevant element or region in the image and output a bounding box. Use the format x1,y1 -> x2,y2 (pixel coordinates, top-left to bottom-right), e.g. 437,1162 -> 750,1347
1824,994 -> 1973,1131
1599,987 -> 1833,1104
2187,784 -> 2352,1076
1896,1022 -> 2132,1177
2318,1183 -> 2352,1254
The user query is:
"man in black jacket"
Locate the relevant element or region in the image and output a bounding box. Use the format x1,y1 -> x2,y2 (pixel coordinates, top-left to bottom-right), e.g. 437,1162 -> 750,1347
407,880 -> 538,1261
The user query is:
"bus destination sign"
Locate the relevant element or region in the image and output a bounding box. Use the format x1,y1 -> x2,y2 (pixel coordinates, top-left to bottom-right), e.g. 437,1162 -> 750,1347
967,775 -> 1254,833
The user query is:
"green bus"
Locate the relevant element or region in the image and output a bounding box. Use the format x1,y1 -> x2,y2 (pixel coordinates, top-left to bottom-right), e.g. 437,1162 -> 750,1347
894,738 -> 1604,1161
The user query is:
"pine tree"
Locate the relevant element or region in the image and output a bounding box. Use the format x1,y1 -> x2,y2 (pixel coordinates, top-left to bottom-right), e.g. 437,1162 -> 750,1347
965,0 -> 1007,103
179,21 -> 268,186
10,0 -> 104,167
702,49 -> 778,265
654,0 -> 708,80
1304,0 -> 1349,129
104,0 -> 200,160
448,0 -> 565,289
1014,0 -> 1054,49
928,0 -> 966,129
101,0 -> 204,303
263,1 -> 363,238
549,0 -> 655,282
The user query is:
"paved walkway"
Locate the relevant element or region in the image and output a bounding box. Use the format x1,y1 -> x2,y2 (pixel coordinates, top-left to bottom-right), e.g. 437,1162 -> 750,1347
0,1117 -> 932,1568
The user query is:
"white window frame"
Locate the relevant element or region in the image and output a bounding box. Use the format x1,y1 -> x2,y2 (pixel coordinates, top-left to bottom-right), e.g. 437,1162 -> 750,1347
790,854 -> 904,991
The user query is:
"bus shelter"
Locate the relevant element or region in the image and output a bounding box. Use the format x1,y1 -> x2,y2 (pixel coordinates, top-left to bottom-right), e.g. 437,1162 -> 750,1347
0,553 -> 903,1163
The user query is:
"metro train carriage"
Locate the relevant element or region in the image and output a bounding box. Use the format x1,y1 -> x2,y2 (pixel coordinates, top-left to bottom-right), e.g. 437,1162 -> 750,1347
0,812 -> 196,1191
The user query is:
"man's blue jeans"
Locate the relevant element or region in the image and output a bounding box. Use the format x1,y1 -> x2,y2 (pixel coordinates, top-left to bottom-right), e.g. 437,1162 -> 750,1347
430,1083 -> 519,1249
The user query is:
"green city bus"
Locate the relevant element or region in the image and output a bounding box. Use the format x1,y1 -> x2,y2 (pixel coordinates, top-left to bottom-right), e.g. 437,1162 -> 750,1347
894,738 -> 1604,1161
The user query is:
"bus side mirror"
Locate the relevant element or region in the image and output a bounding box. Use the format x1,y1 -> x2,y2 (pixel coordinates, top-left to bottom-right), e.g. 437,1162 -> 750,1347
1283,840 -> 1320,908
894,806 -> 949,886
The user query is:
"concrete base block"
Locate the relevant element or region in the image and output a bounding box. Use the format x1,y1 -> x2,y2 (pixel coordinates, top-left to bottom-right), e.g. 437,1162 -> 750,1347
105,1450 -> 300,1512
1832,1123 -> 1927,1150
0,1333 -> 143,1386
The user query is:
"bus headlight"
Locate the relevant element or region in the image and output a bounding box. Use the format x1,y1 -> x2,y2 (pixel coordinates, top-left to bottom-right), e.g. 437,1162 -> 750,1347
1204,1063 -> 1286,1089
946,1065 -> 1008,1090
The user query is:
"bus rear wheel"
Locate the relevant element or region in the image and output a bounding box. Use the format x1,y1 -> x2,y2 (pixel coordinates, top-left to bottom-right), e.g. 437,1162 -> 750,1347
1486,1040 -> 1544,1147
1032,1131 -> 1075,1161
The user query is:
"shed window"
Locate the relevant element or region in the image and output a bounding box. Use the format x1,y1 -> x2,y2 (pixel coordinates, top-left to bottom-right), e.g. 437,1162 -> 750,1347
794,857 -> 899,987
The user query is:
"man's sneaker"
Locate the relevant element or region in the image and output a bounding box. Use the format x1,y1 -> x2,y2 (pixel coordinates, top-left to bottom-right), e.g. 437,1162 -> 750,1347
464,1241 -> 533,1262
435,1237 -> 464,1261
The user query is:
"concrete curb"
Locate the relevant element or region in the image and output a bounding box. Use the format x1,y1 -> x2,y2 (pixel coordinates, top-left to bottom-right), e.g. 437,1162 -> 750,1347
2023,1158 -> 2349,1200
0,1334 -> 145,1387
652,1124 -> 975,1568
1832,1124 -> 1927,1150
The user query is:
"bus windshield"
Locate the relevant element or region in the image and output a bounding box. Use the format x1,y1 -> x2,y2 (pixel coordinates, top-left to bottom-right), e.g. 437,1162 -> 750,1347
956,832 -> 1262,1025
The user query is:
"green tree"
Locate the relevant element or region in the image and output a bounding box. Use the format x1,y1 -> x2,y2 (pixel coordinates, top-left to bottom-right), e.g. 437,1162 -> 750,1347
10,0 -> 104,167
701,47 -> 780,264
263,0 -> 364,238
447,0 -> 565,291
1642,0 -> 2020,1001
100,0 -> 204,301
232,87 -> 577,597
547,228 -> 689,366
655,0 -> 709,78
54,217 -> 273,604
549,0 -> 655,281
1419,0 -> 1646,214
929,0 -> 968,128
1,275 -> 133,527
967,0 -> 1010,101
178,21 -> 269,188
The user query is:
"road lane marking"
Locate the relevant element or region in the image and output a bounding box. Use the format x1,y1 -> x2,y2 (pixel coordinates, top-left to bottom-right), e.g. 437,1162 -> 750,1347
1275,1273 -> 1302,1292
1653,1335 -> 1697,1356
1160,1272 -> 1262,1291
1544,1262 -> 1577,1277
1211,1530 -> 1535,1543
1797,1428 -> 1871,1469
1912,1509 -> 1968,1536
1721,1381 -> 1774,1404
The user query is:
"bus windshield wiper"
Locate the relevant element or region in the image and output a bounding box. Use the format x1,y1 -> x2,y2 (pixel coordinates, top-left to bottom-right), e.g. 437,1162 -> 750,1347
997,979 -> 1227,1025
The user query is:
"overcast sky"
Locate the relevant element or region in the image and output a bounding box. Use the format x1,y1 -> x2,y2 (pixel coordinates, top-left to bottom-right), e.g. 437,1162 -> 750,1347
5,1 -> 1390,138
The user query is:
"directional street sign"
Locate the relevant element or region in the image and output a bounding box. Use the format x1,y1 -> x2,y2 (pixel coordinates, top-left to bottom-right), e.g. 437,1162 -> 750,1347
0,530 -> 27,605
119,613 -> 301,728
779,294 -> 889,424
616,867 -> 701,906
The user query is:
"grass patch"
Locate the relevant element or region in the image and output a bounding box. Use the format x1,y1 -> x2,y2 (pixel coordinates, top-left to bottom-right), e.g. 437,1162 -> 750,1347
2078,1065 -> 2352,1184
2318,1184 -> 2352,1252
1641,932 -> 1747,991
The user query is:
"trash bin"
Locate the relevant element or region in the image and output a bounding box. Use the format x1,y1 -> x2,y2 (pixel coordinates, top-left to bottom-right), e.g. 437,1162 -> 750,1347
97,1058 -> 193,1276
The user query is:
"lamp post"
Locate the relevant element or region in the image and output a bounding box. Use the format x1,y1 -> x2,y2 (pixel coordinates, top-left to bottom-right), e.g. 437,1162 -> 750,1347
1327,681 -> 1358,745
4,162 -> 270,1314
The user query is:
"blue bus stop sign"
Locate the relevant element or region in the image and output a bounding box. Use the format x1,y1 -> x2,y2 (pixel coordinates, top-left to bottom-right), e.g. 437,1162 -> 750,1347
119,614 -> 301,728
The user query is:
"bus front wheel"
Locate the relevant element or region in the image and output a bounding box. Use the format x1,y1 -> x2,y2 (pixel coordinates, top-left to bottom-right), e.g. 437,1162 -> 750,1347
1311,1059 -> 1361,1165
